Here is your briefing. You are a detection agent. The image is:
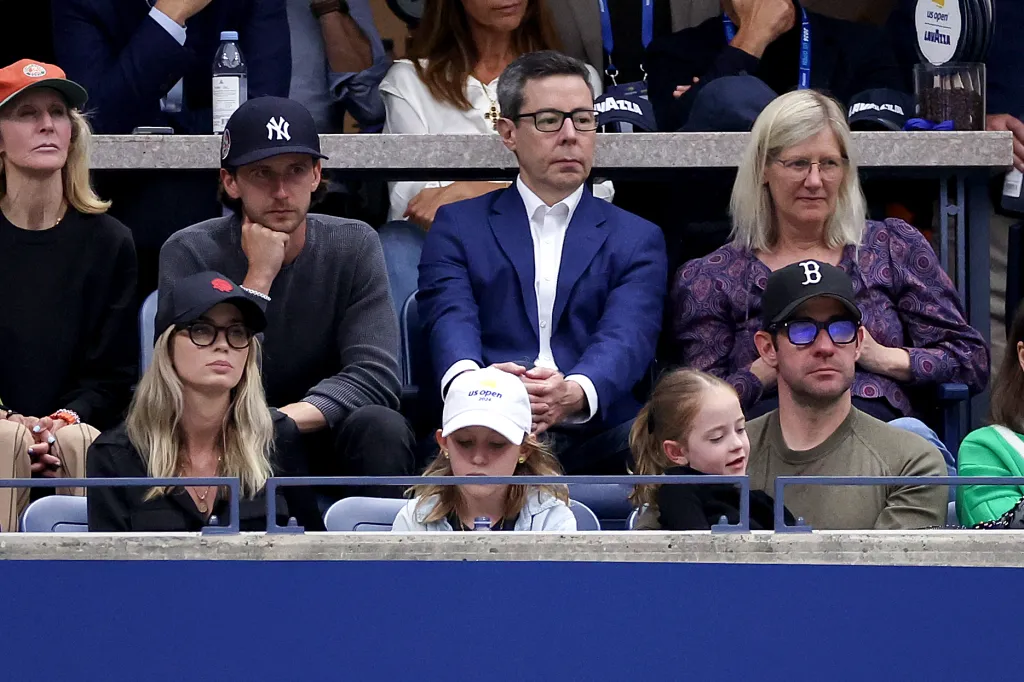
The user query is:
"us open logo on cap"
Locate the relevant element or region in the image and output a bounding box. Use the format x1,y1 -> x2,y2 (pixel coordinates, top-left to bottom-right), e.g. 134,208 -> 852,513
220,130 -> 231,161
22,64 -> 47,78
211,278 -> 234,293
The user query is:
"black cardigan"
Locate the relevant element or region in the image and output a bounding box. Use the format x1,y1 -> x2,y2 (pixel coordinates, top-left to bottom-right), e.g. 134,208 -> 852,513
656,466 -> 795,530
86,411 -> 324,531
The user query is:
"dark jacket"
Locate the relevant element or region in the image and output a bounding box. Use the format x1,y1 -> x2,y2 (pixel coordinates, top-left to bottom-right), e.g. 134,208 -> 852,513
86,411 -> 324,532
645,7 -> 905,131
51,0 -> 291,133
650,466 -> 795,530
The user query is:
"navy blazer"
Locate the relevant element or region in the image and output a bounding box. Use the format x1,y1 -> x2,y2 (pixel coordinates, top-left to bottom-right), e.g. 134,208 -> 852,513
418,185 -> 668,430
52,0 -> 290,134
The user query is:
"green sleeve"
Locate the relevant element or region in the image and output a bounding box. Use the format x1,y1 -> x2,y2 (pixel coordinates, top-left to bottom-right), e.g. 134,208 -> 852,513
956,429 -> 1024,526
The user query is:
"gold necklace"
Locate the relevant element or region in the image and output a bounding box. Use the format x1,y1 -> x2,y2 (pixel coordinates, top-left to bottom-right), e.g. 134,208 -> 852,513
480,82 -> 500,129
183,454 -> 222,515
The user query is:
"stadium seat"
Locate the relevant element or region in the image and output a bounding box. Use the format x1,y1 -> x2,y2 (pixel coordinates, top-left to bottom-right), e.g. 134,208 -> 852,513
324,496 -> 404,531
626,506 -> 644,530
20,496 -> 88,532
139,290 -> 158,374
378,221 -> 425,317
569,500 -> 600,530
568,483 -> 633,530
324,496 -> 599,531
946,500 -> 958,527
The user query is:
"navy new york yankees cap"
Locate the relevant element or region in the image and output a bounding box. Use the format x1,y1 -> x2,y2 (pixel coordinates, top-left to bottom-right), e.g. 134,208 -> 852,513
220,96 -> 329,170
760,260 -> 861,329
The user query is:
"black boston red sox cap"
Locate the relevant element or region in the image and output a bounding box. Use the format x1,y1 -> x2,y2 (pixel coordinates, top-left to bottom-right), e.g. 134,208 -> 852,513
155,272 -> 267,340
761,260 -> 862,329
220,96 -> 329,170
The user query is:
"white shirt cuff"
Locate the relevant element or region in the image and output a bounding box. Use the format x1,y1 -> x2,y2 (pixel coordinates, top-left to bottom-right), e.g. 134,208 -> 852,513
564,375 -> 598,424
149,7 -> 187,45
441,360 -> 482,398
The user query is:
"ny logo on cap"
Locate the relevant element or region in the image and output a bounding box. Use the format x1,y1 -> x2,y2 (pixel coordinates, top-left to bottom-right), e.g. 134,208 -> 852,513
799,261 -> 821,285
266,117 -> 291,141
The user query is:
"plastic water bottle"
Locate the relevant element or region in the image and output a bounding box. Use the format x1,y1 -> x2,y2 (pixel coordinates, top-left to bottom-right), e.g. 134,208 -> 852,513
1002,169 -> 1024,216
473,516 -> 492,531
212,31 -> 247,134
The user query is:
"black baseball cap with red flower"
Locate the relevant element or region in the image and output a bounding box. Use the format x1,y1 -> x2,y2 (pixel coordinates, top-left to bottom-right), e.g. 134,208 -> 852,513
155,271 -> 267,340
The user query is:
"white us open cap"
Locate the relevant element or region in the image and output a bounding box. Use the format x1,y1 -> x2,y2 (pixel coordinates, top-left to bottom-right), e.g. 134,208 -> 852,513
441,368 -> 532,445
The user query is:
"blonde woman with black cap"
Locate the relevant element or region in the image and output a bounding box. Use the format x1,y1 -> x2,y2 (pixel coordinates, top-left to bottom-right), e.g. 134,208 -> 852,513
0,59 -> 137,532
393,367 -> 575,531
86,272 -> 322,532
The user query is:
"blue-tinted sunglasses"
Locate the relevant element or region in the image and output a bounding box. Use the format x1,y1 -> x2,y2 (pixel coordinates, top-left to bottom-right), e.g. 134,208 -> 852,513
774,317 -> 860,346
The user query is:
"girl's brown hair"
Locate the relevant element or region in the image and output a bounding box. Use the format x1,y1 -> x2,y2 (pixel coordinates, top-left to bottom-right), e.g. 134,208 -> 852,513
991,300 -> 1024,432
629,369 -> 738,509
409,434 -> 568,523
407,0 -> 562,111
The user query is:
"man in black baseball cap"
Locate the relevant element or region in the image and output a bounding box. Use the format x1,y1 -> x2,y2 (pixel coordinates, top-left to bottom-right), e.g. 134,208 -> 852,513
743,260 -> 946,530
159,97 -> 414,497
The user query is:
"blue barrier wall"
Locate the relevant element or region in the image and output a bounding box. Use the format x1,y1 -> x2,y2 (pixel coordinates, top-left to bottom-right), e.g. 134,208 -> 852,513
2,560 -> 1017,680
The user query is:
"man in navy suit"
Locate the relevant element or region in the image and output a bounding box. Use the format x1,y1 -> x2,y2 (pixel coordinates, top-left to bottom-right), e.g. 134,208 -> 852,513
52,0 -> 290,134
418,51 -> 668,473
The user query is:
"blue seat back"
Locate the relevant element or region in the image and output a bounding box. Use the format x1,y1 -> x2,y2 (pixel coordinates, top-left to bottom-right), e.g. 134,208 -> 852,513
567,483 -> 633,530
323,497 -> 405,532
20,496 -> 89,532
569,500 -> 600,530
139,290 -> 158,375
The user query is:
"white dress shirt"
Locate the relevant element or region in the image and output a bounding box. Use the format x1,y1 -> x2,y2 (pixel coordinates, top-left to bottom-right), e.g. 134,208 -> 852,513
379,59 -> 613,222
440,176 -> 599,424
148,6 -> 186,113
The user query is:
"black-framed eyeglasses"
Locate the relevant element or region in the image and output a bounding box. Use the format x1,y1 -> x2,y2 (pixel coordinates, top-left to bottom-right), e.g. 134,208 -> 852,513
512,108 -> 599,132
772,317 -> 860,346
178,322 -> 253,350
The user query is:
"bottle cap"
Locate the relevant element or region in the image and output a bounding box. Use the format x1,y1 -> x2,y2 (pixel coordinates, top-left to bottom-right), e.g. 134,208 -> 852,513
220,31 -> 239,41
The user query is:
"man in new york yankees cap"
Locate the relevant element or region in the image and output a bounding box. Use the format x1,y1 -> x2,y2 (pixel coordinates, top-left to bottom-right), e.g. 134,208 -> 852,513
742,260 -> 947,531
159,96 -> 414,495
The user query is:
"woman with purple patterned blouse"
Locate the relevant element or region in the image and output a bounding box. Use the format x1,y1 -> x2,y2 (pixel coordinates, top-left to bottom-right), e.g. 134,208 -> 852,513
670,90 -> 989,432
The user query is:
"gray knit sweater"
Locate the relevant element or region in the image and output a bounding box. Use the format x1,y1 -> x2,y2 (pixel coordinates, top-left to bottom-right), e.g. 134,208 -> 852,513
158,213 -> 401,427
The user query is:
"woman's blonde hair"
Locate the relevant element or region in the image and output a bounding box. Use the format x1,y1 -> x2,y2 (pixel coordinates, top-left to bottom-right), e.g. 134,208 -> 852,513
629,369 -> 738,509
126,327 -> 274,500
729,89 -> 866,252
0,103 -> 111,214
410,434 -> 568,524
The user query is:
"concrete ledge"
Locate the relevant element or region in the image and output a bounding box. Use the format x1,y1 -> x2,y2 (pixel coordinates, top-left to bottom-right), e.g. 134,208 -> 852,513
1,531 -> 1022,567
89,131 -> 1013,171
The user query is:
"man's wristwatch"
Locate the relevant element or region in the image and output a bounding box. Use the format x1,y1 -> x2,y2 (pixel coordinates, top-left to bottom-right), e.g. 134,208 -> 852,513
311,0 -> 350,18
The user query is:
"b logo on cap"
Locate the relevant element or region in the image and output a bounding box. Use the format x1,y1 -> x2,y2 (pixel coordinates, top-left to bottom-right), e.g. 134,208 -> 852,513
220,130 -> 231,161
22,64 -> 47,78
266,117 -> 291,141
798,261 -> 821,285
211,278 -> 234,293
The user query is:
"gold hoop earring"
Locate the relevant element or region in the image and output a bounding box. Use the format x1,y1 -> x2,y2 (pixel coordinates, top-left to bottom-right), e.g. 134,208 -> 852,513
517,456 -> 525,464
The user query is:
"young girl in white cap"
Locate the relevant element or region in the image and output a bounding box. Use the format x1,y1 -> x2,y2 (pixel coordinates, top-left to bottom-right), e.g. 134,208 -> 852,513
392,367 -> 575,531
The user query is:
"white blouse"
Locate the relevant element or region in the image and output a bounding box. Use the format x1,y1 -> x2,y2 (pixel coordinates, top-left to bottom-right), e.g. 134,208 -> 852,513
379,59 -> 612,222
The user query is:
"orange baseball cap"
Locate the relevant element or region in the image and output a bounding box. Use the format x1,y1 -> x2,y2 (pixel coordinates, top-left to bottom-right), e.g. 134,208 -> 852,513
0,59 -> 88,110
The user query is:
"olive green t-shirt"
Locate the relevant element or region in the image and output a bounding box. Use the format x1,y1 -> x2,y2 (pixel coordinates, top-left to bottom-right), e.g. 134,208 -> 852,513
746,407 -> 947,530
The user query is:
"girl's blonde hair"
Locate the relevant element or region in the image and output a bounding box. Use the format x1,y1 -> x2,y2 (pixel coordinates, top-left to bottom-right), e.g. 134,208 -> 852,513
127,327 -> 274,500
0,104 -> 111,214
629,369 -> 738,509
729,89 -> 866,253
410,434 -> 568,524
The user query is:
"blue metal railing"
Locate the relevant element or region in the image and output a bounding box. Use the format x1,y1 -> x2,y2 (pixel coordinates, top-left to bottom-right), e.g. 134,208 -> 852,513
773,475 -> 1024,533
264,474 -> 751,534
0,477 -> 241,534
7,473 -> 1023,534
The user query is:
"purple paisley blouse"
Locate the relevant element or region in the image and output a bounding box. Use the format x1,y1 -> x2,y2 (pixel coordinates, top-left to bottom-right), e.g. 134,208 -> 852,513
670,218 -> 990,417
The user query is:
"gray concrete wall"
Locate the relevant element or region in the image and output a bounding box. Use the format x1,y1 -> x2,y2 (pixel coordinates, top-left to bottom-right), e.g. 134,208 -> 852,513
3,531 -> 1023,567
